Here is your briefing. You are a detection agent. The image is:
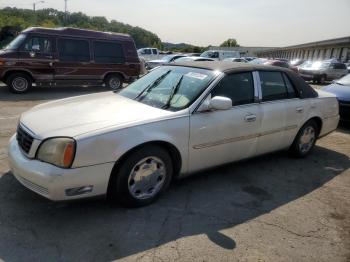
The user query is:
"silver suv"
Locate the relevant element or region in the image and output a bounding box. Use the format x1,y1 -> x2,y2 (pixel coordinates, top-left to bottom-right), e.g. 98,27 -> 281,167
299,60 -> 348,84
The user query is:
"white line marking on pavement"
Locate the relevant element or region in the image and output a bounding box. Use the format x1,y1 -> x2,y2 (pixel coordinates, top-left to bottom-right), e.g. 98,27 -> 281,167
0,116 -> 19,120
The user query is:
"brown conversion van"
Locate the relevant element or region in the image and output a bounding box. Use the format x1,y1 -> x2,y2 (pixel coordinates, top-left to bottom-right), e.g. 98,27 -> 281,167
0,27 -> 141,93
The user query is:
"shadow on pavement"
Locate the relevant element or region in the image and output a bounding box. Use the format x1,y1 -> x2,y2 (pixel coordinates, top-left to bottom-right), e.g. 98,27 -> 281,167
0,85 -> 108,102
0,145 -> 348,261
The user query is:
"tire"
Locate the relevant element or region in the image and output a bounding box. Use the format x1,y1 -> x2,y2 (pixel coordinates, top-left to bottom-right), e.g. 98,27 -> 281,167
105,74 -> 123,90
108,145 -> 173,207
6,73 -> 32,94
289,120 -> 318,158
319,75 -> 327,84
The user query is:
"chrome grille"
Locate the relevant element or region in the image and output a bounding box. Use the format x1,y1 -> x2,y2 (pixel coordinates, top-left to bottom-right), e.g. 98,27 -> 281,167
17,125 -> 34,154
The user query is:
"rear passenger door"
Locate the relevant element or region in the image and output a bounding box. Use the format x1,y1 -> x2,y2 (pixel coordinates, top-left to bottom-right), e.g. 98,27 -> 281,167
90,40 -> 127,80
256,71 -> 302,155
54,38 -> 92,84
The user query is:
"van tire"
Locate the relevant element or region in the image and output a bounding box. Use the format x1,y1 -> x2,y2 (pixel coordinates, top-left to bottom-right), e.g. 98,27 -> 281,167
6,73 -> 32,94
105,74 -> 123,90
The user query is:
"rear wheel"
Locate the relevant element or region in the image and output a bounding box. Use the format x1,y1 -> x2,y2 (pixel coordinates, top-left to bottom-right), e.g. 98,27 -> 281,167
319,74 -> 327,84
108,145 -> 173,207
105,74 -> 123,90
289,120 -> 318,158
6,73 -> 32,94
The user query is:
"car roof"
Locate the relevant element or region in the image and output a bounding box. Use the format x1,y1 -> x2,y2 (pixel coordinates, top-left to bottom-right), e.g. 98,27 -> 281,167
171,61 -> 291,73
22,27 -> 133,41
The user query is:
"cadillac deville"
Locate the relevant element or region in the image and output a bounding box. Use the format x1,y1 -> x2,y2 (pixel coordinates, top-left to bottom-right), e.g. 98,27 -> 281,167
8,62 -> 339,207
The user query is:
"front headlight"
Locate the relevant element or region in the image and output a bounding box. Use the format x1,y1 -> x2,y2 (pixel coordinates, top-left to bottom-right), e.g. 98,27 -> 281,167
37,138 -> 76,168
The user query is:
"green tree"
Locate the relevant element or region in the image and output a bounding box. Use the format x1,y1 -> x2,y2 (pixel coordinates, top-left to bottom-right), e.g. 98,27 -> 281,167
220,38 -> 239,47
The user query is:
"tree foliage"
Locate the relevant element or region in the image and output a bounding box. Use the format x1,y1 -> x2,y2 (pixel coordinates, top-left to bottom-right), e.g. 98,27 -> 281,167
0,7 -> 162,48
220,38 -> 239,47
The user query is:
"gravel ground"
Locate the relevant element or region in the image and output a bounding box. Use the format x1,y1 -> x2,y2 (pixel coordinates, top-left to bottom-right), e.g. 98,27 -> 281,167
0,83 -> 349,262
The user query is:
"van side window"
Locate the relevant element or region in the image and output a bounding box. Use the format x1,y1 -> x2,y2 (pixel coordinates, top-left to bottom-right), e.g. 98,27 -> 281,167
58,38 -> 90,62
211,72 -> 255,106
22,37 -> 51,53
94,41 -> 125,64
259,71 -> 288,101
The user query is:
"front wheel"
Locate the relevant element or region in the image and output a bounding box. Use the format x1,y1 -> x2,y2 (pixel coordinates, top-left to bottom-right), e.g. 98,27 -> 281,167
105,74 -> 123,90
289,120 -> 318,158
7,73 -> 32,94
108,145 -> 173,207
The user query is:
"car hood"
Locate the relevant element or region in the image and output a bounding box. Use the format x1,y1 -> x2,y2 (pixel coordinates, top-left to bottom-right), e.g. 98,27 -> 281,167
20,92 -> 174,139
322,83 -> 350,102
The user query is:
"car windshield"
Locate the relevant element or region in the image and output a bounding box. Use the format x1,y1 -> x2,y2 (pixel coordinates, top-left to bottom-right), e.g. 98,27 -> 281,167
201,51 -> 218,58
336,74 -> 350,86
160,55 -> 178,62
4,34 -> 26,50
175,57 -> 194,62
118,66 -> 217,111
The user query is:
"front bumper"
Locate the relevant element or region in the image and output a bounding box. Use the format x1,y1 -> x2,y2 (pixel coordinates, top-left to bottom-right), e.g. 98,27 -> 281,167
8,135 -> 114,201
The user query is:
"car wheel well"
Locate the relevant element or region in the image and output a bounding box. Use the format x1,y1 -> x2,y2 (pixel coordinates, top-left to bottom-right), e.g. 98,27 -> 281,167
305,117 -> 322,137
4,70 -> 34,83
104,72 -> 125,82
107,141 -> 182,193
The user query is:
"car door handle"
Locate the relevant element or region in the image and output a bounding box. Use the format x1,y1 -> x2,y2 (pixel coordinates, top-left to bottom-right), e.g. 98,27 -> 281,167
296,107 -> 304,113
244,114 -> 256,122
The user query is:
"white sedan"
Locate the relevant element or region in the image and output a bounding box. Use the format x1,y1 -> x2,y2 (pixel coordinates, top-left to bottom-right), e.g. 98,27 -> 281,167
8,62 -> 339,207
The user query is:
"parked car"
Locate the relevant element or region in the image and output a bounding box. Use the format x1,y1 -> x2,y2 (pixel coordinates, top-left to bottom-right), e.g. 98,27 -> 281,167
200,50 -> 240,61
146,54 -> 186,69
345,62 -> 350,73
244,57 -> 257,62
249,58 -> 269,64
264,59 -> 298,72
8,62 -> 339,207
174,56 -> 214,62
0,27 -> 140,93
290,59 -> 306,67
322,74 -> 350,122
298,60 -> 348,84
137,47 -> 160,61
223,57 -> 248,63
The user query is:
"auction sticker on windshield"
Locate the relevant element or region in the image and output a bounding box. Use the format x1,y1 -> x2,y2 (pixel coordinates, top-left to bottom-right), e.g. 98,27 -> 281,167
185,72 -> 208,80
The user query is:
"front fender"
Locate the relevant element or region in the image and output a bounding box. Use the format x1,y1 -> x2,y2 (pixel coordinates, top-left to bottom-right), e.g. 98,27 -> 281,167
72,116 -> 190,174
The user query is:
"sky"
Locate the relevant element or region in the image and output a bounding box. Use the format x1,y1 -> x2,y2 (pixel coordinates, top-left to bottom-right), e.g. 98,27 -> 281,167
1,0 -> 350,47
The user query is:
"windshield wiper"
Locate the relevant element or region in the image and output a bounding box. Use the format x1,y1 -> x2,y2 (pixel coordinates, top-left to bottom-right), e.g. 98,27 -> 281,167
162,75 -> 184,109
134,70 -> 171,101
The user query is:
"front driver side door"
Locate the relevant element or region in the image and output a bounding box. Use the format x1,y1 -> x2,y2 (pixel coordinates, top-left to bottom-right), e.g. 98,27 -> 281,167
188,72 -> 261,173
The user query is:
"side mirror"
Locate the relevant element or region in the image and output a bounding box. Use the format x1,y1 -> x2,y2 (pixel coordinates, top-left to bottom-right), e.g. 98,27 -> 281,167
197,95 -> 232,112
210,96 -> 232,110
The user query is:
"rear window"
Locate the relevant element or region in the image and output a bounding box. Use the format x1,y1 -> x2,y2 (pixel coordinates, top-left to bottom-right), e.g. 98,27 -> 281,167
58,38 -> 90,62
93,41 -> 125,64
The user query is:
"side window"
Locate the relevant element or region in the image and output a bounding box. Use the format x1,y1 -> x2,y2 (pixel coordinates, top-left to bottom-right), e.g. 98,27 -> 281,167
282,73 -> 297,98
94,41 -> 125,64
211,72 -> 255,106
152,49 -> 158,55
58,38 -> 90,62
333,63 -> 346,69
259,71 -> 288,101
22,36 -> 52,53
